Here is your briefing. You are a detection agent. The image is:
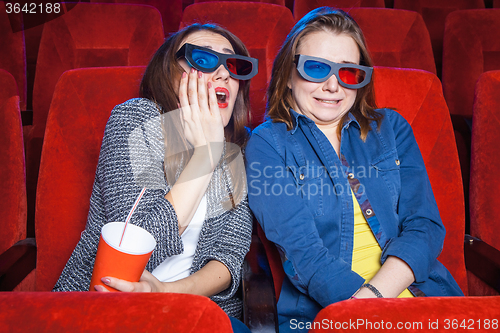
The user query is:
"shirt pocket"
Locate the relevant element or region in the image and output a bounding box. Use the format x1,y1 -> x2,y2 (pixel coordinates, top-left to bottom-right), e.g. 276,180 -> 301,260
288,165 -> 325,217
371,149 -> 401,212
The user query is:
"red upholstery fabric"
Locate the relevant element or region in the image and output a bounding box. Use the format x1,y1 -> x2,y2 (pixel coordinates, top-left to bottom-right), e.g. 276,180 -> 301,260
470,71 -> 500,252
394,0 -> 485,77
374,67 -> 466,294
180,2 -> 295,128
0,292 -> 233,332
34,67 -> 145,291
0,69 -> 26,255
89,0 -> 182,36
442,9 -> 500,118
293,0 -> 385,20
257,67 -> 467,303
348,8 -> 436,74
311,296 -> 500,332
195,0 -> 285,5
31,3 -> 163,137
0,2 -> 26,110
495,0 -> 500,8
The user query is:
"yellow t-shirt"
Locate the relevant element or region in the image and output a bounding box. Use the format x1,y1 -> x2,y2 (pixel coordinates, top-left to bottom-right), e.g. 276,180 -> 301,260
351,191 -> 414,298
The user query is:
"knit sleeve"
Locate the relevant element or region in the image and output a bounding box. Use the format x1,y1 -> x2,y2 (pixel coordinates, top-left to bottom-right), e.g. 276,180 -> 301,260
206,197 -> 253,302
53,98 -> 182,291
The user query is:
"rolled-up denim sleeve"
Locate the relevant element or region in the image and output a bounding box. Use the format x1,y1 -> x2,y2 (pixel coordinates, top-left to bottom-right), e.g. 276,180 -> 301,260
380,112 -> 446,284
245,128 -> 364,307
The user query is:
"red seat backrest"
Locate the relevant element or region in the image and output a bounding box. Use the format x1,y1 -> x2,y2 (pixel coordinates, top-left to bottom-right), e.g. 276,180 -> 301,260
293,0 -> 385,20
348,8 -> 436,74
258,67 -> 467,301
442,9 -> 500,118
0,69 -> 26,255
89,0 -> 183,36
470,70 -> 500,252
31,3 -> 164,139
35,66 -> 145,291
394,0 -> 485,77
180,2 -> 295,128
0,2 -> 26,110
195,0 -> 285,5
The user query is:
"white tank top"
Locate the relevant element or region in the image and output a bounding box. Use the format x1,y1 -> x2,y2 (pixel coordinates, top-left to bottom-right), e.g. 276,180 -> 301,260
151,194 -> 207,282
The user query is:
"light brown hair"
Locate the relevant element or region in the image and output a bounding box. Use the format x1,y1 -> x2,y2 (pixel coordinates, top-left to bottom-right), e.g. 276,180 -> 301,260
266,7 -> 382,140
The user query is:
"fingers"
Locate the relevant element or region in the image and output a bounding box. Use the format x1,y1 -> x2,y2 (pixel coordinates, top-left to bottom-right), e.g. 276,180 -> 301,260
99,276 -> 137,292
187,68 -> 201,113
207,82 -> 221,120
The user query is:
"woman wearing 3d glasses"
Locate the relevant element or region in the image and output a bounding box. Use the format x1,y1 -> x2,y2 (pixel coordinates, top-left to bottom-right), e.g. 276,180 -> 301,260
246,7 -> 462,332
53,23 -> 257,332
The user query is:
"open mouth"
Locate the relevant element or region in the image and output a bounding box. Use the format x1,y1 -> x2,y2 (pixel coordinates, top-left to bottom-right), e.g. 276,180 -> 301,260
215,87 -> 229,108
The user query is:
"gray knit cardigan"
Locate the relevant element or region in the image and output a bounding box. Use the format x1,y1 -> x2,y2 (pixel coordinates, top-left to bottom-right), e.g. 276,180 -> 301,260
53,98 -> 253,318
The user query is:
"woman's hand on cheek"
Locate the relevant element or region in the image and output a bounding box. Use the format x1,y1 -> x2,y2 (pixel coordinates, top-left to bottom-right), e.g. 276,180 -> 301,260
178,68 -> 224,166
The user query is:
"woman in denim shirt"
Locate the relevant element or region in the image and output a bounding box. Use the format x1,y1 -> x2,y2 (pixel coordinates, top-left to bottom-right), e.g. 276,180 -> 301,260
245,7 -> 463,333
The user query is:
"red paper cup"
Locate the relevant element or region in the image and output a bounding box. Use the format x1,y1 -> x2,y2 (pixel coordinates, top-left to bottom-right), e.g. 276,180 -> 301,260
89,222 -> 156,292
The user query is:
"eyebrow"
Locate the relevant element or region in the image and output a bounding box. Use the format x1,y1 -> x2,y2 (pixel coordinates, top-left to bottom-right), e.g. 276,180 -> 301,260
202,45 -> 235,55
341,60 -> 358,65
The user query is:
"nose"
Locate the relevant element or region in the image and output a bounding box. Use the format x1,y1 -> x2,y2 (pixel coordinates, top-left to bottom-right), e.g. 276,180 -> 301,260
322,73 -> 340,93
212,63 -> 230,82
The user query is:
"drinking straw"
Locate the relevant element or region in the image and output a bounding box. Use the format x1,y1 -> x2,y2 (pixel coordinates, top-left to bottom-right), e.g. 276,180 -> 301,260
119,187 -> 147,247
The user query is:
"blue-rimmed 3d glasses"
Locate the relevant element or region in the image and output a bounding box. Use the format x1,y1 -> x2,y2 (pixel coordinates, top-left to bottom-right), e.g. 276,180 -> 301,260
294,54 -> 373,89
176,43 -> 258,80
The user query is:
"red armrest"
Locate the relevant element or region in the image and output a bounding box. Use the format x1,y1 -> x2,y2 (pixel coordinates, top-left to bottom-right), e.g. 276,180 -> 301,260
0,238 -> 36,291
464,235 -> 500,293
0,292 -> 232,332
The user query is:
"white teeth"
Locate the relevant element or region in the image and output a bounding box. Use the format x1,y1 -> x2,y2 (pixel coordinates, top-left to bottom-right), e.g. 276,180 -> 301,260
317,98 -> 338,104
216,91 -> 227,103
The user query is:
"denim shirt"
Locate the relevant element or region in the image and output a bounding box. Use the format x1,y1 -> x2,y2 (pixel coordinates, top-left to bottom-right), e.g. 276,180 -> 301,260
245,108 -> 463,331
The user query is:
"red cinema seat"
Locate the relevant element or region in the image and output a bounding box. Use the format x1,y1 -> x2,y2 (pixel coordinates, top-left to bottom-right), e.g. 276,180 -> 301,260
0,69 -> 26,256
470,70 -> 500,254
180,2 -> 295,128
468,70 -> 500,296
310,296 -> 500,332
89,0 -> 183,36
34,67 -> 145,291
348,8 -> 436,74
0,292 -> 233,333
31,3 -> 163,141
293,0 -> 385,20
442,9 -> 500,119
394,0 -> 485,77
0,2 -> 27,110
195,0 -> 285,5
25,3 -> 164,247
258,67 -> 468,307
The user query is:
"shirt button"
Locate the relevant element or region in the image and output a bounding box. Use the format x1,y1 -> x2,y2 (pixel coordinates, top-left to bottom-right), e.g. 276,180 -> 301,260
395,159 -> 400,166
348,173 -> 354,179
299,174 -> 305,180
365,209 -> 373,216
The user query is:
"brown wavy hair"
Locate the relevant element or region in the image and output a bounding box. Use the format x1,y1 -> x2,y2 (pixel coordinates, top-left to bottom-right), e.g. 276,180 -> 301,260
140,24 -> 252,184
266,7 -> 382,141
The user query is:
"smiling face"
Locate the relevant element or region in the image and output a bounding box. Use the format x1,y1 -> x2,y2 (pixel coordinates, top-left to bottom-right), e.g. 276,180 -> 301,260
177,30 -> 239,127
288,30 -> 360,131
